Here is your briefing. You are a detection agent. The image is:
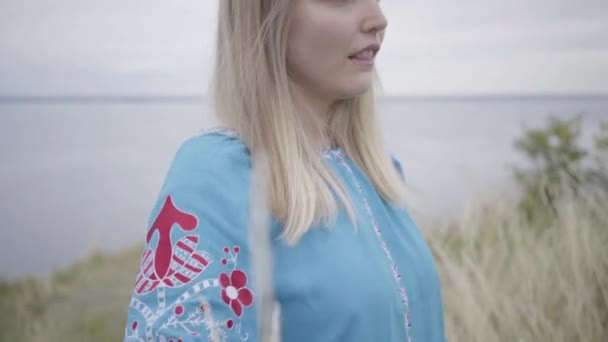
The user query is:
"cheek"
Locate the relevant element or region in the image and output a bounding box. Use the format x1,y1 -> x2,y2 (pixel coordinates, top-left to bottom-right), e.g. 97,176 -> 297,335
304,21 -> 346,54
288,18 -> 350,79
287,14 -> 371,99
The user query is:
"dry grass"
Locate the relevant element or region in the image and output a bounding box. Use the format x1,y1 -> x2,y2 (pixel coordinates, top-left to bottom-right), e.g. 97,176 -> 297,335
430,186 -> 608,342
1,187 -> 607,341
0,247 -> 142,341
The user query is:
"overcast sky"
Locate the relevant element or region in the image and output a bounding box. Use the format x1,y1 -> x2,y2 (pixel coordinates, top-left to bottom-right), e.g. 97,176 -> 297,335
1,0 -> 607,96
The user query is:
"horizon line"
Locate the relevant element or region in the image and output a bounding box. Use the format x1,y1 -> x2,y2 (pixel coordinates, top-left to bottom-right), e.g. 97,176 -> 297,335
1,92 -> 607,104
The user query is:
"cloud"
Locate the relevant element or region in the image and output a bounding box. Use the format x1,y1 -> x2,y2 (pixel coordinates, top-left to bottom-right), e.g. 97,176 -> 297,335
0,0 -> 606,95
0,0 -> 218,94
377,0 -> 608,94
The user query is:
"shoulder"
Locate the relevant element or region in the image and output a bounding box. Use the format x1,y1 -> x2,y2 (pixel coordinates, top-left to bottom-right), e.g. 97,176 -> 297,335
148,126 -> 253,236
162,126 -> 252,191
170,127 -> 251,176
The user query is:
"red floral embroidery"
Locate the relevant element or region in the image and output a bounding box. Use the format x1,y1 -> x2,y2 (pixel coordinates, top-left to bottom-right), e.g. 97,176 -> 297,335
134,195 -> 210,294
219,270 -> 254,316
125,134 -> 258,341
146,195 -> 198,279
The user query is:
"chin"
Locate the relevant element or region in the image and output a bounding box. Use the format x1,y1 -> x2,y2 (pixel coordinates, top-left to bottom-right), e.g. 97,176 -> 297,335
335,81 -> 372,99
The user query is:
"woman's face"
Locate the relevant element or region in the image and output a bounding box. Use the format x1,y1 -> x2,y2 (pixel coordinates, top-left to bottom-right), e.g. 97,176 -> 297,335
287,0 -> 387,108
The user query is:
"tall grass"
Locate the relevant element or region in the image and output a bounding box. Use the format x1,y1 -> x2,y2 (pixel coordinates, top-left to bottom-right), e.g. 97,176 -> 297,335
432,182 -> 608,341
1,184 -> 606,341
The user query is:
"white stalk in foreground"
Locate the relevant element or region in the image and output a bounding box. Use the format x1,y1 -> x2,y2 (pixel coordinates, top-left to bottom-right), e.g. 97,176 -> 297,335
249,152 -> 281,342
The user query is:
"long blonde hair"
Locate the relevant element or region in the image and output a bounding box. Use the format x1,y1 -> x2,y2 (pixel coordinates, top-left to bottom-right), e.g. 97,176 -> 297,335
210,0 -> 407,246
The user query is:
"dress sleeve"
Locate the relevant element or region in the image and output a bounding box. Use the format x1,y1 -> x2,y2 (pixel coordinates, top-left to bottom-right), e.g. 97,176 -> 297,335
123,139 -> 258,342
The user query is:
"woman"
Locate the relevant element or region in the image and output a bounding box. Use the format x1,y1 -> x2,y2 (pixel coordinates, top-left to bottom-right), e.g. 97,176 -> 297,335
123,0 -> 447,341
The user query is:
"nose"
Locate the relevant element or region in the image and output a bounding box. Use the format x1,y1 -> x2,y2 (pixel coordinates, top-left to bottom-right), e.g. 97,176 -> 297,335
361,2 -> 388,34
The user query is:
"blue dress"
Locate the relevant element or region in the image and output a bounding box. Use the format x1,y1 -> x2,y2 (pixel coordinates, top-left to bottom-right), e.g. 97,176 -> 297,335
123,127 -> 446,342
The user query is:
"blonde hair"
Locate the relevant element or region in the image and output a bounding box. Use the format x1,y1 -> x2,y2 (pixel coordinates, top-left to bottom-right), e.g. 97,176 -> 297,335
210,0 -> 407,246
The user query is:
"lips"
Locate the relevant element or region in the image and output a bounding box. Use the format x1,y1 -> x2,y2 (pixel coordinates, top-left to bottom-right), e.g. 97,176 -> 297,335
348,44 -> 380,61
350,49 -> 375,60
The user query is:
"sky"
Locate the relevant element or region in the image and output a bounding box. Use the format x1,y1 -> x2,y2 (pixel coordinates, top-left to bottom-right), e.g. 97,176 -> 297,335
0,0 -> 607,96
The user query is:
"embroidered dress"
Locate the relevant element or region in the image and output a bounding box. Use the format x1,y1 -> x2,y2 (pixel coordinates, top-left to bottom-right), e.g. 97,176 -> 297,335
123,127 -> 447,342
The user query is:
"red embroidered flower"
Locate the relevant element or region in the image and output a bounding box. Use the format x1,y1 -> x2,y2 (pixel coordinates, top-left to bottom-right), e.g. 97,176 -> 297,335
219,270 -> 253,316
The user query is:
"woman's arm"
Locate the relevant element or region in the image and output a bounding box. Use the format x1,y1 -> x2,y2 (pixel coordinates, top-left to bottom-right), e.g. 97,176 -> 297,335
123,138 -> 259,342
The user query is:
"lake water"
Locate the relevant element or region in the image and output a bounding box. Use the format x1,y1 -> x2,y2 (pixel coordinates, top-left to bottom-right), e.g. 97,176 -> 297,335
0,97 -> 606,279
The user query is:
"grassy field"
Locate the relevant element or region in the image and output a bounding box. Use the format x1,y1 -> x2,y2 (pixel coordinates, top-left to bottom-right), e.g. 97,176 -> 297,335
0,247 -> 142,341
434,187 -> 608,341
1,187 -> 607,341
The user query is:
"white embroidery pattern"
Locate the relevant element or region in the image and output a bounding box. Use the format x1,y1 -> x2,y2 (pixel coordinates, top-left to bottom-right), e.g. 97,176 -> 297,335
333,150 -> 413,342
199,126 -> 241,139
